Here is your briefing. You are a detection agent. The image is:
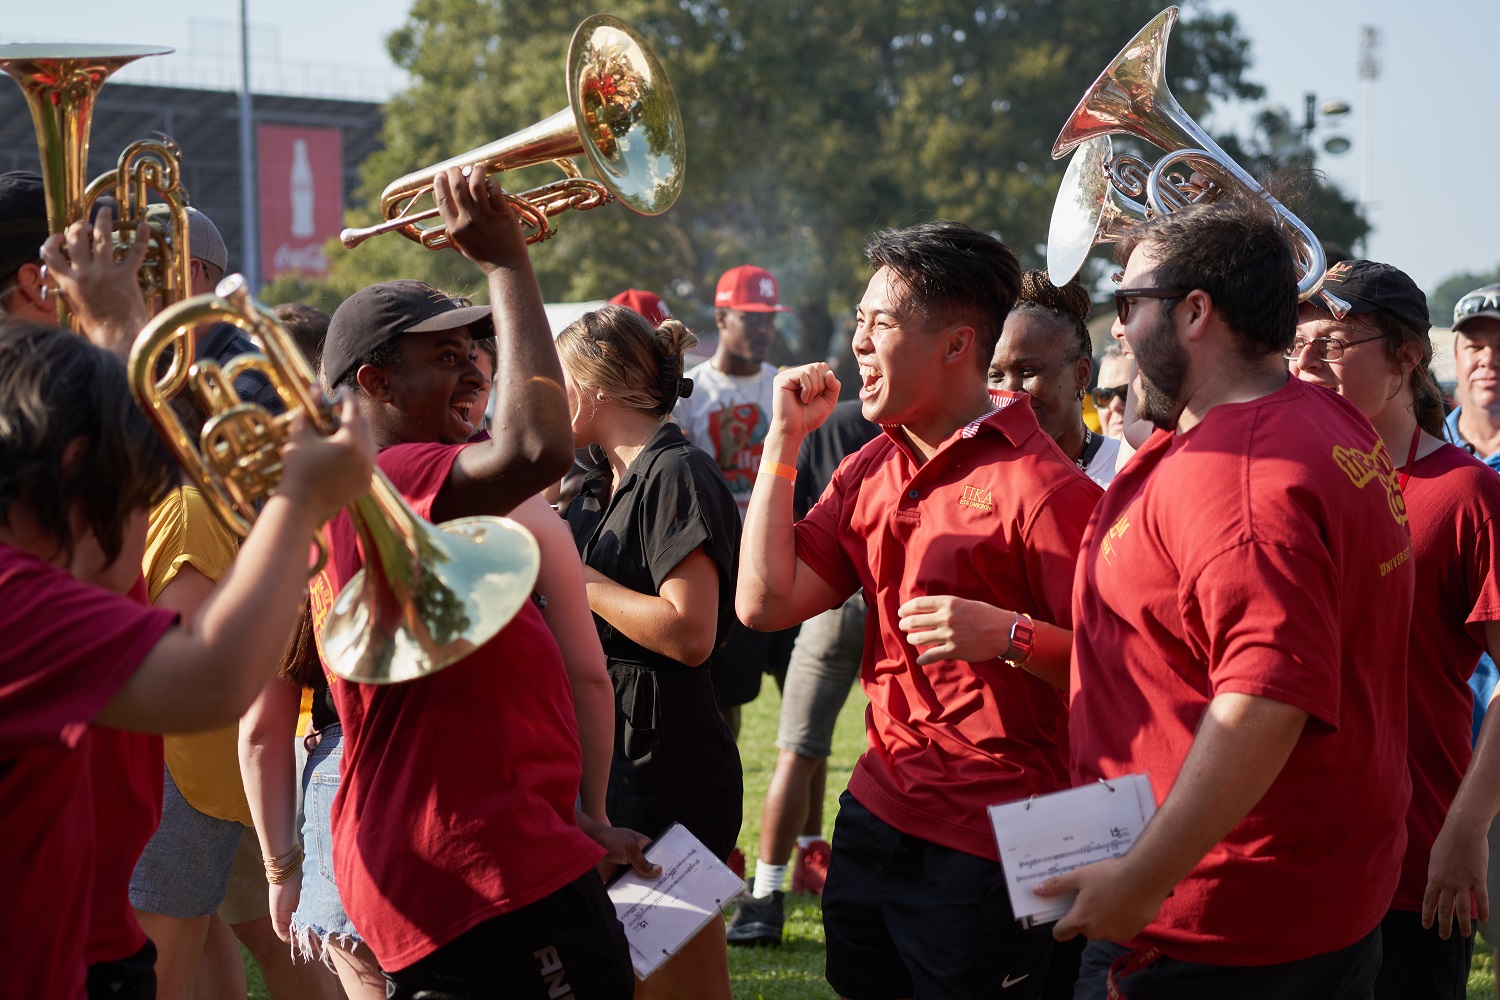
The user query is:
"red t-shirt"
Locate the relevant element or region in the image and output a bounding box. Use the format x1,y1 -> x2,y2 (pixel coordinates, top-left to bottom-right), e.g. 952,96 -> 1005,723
316,442 -> 604,971
1392,443 -> 1500,912
0,546 -> 175,998
85,576 -> 165,967
794,393 -> 1101,859
1069,377 -> 1414,966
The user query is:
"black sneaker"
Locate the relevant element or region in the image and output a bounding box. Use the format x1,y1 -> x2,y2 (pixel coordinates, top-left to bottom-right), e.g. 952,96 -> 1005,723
726,890 -> 784,947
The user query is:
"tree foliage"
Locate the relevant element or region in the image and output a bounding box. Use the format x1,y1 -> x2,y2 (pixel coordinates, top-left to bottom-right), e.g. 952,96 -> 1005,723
264,0 -> 1367,365
1430,266 -> 1500,329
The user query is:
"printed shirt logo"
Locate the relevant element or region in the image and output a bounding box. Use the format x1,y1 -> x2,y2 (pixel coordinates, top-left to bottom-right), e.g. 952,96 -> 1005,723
708,402 -> 768,506
1101,512 -> 1131,566
308,565 -> 337,683
959,484 -> 994,512
1331,441 -> 1408,526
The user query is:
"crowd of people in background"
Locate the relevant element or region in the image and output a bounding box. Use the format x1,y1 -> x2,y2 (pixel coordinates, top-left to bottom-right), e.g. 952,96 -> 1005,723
7,147 -> 1500,1000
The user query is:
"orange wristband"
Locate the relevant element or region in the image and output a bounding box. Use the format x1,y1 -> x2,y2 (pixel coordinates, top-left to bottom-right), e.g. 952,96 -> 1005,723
759,460 -> 798,483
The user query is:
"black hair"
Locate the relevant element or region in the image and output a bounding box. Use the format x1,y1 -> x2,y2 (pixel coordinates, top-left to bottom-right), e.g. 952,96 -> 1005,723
336,337 -> 404,391
272,302 -> 331,371
0,320 -> 176,564
863,221 -> 1023,372
1118,199 -> 1299,357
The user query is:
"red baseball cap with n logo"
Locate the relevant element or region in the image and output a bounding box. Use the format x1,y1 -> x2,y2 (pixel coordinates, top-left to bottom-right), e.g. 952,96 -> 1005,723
714,265 -> 793,313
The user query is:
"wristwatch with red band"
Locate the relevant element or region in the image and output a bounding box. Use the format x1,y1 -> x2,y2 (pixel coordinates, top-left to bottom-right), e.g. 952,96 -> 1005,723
1004,612 -> 1035,666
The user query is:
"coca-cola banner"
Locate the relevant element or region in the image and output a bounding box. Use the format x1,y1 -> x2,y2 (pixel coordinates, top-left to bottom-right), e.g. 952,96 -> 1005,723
257,124 -> 343,281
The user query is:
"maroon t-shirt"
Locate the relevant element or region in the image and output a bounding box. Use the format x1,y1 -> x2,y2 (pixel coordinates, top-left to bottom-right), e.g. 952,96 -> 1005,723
794,393 -> 1101,859
315,442 -> 604,971
1069,377 -> 1414,966
1393,443 -> 1500,912
0,546 -> 175,997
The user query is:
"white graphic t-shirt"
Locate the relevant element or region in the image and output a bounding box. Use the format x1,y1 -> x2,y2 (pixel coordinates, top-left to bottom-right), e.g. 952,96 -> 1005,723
673,360 -> 779,518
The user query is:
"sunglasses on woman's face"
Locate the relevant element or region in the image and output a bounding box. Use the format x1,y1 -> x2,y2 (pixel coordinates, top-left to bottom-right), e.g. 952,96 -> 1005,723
1090,384 -> 1128,406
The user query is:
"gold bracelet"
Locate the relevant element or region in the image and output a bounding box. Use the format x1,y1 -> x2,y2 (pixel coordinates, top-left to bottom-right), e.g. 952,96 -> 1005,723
264,844 -> 304,884
759,459 -> 797,483
263,845 -> 300,867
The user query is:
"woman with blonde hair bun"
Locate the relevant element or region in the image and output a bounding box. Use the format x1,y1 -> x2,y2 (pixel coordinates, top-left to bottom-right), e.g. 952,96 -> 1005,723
558,305 -> 742,1000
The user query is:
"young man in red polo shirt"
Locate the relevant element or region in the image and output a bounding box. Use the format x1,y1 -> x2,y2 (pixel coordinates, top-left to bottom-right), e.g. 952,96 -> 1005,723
1036,200 -> 1415,998
738,221 -> 1101,998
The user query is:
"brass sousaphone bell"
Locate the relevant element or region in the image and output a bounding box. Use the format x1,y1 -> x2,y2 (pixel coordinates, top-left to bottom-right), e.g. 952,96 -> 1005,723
341,14 -> 685,250
129,276 -> 542,684
1044,7 -> 1350,316
0,44 -> 193,331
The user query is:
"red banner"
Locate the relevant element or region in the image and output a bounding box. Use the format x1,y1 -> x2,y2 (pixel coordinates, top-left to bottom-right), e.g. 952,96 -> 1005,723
257,124 -> 343,281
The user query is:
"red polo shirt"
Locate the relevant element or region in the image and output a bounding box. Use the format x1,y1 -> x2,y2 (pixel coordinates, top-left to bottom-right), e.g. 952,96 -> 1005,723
793,392 -> 1101,860
1069,376 -> 1413,966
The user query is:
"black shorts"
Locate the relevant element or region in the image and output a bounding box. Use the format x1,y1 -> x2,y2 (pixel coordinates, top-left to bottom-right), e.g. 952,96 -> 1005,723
383,871 -> 634,1000
86,941 -> 156,1000
1374,908 -> 1474,999
1076,924 -> 1382,1000
822,791 -> 1054,1000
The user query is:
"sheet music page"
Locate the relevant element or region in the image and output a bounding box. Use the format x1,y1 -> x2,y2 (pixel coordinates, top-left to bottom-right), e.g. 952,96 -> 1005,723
988,774 -> 1158,928
606,823 -> 746,979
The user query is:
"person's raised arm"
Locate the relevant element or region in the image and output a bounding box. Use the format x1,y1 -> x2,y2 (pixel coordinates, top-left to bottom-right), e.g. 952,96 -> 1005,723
737,363 -> 845,631
1035,691 -> 1308,942
38,204 -> 151,358
96,393 -> 374,732
1424,621 -> 1500,939
434,166 -> 572,521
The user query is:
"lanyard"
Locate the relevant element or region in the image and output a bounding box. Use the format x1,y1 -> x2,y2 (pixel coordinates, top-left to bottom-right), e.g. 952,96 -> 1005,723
1396,424 -> 1421,495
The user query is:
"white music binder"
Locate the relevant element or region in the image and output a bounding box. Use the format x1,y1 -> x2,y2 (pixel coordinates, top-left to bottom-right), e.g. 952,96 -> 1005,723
606,823 -> 746,979
988,774 -> 1158,928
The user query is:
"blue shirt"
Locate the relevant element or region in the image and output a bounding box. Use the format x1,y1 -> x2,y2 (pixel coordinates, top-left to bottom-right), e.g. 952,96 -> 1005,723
1445,405 -> 1500,740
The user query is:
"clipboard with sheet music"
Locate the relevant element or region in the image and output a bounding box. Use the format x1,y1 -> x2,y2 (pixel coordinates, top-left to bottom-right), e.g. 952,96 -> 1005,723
987,774 -> 1158,928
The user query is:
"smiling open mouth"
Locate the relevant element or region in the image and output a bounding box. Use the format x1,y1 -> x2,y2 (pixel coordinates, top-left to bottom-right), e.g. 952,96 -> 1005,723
859,364 -> 883,397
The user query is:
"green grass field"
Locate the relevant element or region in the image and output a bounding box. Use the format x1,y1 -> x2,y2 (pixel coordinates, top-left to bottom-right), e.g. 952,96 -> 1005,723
243,676 -> 1500,999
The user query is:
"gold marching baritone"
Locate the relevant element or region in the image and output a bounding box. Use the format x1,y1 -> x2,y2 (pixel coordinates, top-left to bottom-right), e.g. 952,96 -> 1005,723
1043,5 -> 1350,317
340,14 -> 685,250
128,274 -> 543,685
0,44 -> 193,329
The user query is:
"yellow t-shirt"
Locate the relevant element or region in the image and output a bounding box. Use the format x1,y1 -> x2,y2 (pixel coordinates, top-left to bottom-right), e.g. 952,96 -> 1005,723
143,486 -> 254,827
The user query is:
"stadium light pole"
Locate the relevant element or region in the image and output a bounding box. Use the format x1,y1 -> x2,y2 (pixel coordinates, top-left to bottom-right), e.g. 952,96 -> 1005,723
239,0 -> 259,290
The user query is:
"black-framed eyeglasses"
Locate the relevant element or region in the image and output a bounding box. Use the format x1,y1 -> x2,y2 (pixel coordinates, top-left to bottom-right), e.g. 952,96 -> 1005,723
1456,288 -> 1500,319
1090,384 -> 1128,406
1283,334 -> 1382,362
1114,286 -> 1194,324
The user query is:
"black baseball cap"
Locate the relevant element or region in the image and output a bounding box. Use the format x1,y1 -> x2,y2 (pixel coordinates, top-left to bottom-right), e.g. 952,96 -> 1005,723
0,172 -> 48,280
324,279 -> 492,388
1311,259 -> 1430,334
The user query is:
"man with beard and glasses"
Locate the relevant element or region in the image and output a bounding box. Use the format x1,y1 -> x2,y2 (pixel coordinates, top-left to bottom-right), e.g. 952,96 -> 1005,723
1034,199 -> 1415,999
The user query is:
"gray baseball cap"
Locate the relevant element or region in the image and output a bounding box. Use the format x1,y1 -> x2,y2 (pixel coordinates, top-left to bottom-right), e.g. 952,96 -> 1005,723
144,203 -> 228,272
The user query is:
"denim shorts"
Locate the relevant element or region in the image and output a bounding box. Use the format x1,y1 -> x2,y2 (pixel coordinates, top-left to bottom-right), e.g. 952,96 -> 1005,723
291,724 -> 364,959
129,765 -> 245,918
775,597 -> 866,758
